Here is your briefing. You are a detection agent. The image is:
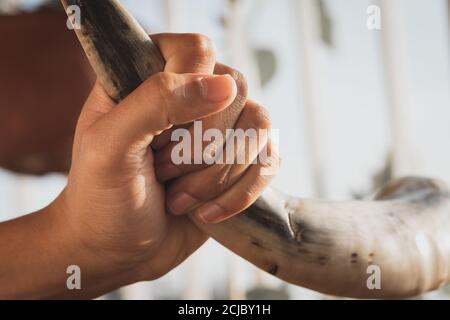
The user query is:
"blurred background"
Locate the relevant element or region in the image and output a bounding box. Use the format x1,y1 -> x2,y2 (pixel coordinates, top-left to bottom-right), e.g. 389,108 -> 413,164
0,0 -> 449,299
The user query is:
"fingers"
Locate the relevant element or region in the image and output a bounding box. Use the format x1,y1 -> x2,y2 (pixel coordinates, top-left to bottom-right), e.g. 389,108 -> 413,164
78,72 -> 237,167
150,33 -> 216,74
165,101 -> 271,216
154,62 -> 248,181
194,140 -> 280,224
77,33 -> 217,143
150,33 -> 217,150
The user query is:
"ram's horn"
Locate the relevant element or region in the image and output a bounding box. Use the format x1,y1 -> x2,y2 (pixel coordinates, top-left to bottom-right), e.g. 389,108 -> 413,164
61,0 -> 450,298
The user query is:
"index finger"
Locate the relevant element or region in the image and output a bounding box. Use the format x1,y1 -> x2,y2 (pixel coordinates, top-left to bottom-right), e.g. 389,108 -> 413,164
150,33 -> 218,150
150,33 -> 216,74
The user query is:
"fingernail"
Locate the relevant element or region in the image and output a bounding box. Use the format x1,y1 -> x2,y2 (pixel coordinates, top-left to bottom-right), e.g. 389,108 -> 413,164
196,203 -> 226,224
168,193 -> 198,215
200,75 -> 237,103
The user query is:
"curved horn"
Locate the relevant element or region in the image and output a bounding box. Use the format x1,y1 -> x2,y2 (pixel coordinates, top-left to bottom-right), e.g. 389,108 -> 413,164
61,0 -> 450,298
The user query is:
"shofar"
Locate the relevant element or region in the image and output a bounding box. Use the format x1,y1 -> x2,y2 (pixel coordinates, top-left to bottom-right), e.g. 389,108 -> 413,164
61,0 -> 450,298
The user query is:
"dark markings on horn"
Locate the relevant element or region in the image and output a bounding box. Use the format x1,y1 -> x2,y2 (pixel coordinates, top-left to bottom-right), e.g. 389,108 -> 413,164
62,0 -> 164,101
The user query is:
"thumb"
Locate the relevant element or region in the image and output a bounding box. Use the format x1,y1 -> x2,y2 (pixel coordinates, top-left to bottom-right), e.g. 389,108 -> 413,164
76,82 -> 117,136
86,72 -> 237,158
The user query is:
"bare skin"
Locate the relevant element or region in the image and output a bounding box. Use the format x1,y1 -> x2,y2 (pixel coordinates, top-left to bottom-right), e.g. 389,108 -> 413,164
51,0 -> 450,298
0,33 -> 278,299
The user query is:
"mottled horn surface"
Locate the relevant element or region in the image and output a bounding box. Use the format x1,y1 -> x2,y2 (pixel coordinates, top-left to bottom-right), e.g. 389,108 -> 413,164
61,0 -> 165,101
60,0 -> 450,298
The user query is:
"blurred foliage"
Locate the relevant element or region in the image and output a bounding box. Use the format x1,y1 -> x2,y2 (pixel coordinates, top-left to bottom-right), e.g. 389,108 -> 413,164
317,0 -> 333,47
254,49 -> 277,88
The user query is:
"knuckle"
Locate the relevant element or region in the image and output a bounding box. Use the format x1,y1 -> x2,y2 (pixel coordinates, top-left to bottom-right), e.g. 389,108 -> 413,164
244,103 -> 272,130
219,66 -> 248,100
186,33 -> 216,65
232,70 -> 248,99
260,146 -> 281,175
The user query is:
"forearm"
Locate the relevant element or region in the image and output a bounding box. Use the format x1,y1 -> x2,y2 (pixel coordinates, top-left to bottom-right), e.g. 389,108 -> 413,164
0,198 -> 137,299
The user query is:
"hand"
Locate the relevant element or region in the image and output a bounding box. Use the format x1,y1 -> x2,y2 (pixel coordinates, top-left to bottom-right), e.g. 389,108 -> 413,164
150,35 -> 280,224
56,34 -> 278,286
0,33 -> 279,299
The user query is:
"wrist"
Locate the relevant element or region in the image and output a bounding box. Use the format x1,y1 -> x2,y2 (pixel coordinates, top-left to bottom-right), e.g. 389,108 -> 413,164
46,193 -> 143,297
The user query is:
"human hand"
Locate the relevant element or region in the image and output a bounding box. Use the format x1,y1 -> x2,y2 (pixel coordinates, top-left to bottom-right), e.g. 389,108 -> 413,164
54,33 -> 278,288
